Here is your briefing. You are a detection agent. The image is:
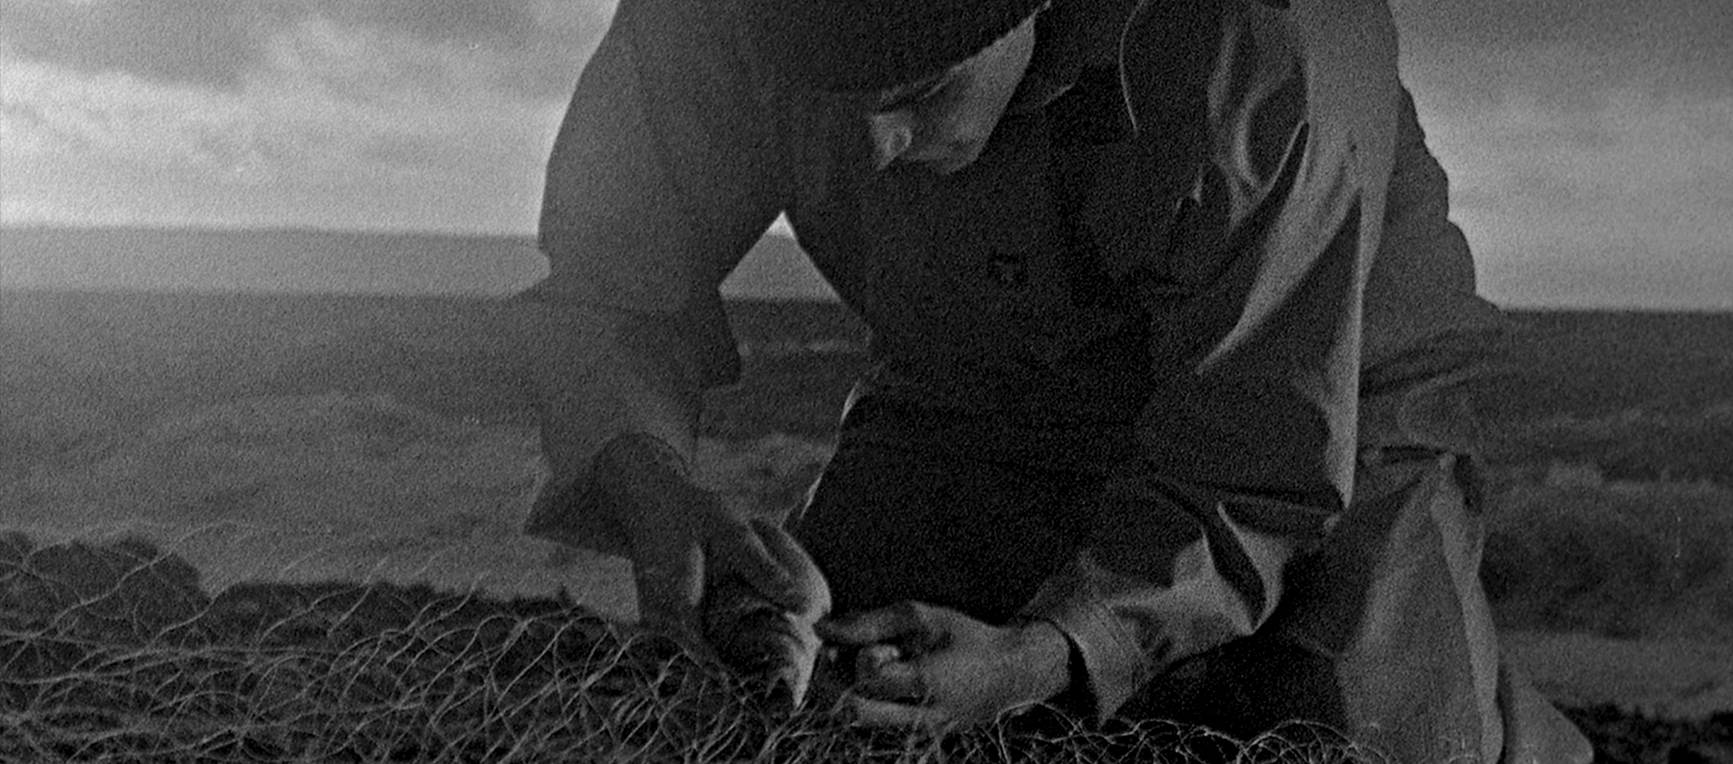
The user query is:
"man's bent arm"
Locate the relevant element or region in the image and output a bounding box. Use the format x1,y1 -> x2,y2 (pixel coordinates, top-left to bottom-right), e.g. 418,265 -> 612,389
1024,85 -> 1485,720
515,297 -> 724,556
1020,0 -> 1404,717
1021,475 -> 1331,718
517,0 -> 790,554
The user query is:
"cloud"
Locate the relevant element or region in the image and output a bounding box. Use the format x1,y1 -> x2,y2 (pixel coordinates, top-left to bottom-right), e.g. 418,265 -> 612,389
0,47 -> 562,233
300,0 -> 608,102
1424,87 -> 1733,230
0,0 -> 261,91
1388,0 -> 1733,308
0,0 -> 610,102
0,0 -> 605,204
1416,88 -> 1733,308
1,112 -> 553,234
317,1 -> 546,49
1394,0 -> 1733,111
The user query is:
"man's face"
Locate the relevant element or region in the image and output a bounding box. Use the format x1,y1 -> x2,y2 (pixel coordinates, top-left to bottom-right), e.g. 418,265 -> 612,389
860,10 -> 1040,175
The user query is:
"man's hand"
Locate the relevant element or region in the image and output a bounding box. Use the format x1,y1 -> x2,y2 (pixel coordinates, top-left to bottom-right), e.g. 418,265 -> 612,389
545,433 -> 831,705
513,304 -> 829,704
816,601 -> 1071,729
701,525 -> 830,707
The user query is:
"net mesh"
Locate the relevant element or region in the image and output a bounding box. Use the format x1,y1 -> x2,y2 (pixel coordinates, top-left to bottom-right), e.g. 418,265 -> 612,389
1,532 -> 1387,763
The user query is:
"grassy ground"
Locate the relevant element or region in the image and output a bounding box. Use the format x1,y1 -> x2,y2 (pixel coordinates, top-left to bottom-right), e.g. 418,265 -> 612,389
1483,472 -> 1733,763
1481,469 -> 1733,644
1,534 -> 1389,763
5,531 -> 1729,763
1556,705 -> 1731,764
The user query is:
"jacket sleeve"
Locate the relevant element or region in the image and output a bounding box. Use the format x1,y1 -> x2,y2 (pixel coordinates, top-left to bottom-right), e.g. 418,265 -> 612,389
522,0 -> 788,352
1358,87 -> 1512,452
515,0 -> 789,551
1022,87 -> 1508,721
1022,473 -> 1333,718
1020,0 -> 1408,718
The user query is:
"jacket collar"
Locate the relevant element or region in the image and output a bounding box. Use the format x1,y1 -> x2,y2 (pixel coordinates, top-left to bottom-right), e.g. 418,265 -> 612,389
1010,0 -> 1285,118
1007,0 -> 1139,114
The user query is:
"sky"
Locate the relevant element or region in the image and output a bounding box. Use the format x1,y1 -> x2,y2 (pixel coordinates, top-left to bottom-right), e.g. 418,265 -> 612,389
1,0 -> 1729,309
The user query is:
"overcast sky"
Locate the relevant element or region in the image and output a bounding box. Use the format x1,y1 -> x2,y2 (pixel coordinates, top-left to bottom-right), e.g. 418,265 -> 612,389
1,0 -> 1729,309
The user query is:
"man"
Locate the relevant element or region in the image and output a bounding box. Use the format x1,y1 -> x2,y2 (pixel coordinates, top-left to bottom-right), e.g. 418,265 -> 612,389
517,0 -> 1593,760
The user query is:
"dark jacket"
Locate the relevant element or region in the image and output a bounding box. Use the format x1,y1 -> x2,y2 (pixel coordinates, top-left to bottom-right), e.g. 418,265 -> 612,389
524,1 -> 1580,759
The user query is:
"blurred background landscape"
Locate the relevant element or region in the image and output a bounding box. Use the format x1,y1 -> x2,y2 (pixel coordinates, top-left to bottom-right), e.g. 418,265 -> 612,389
4,227 -> 1732,724
3,0 -> 1731,756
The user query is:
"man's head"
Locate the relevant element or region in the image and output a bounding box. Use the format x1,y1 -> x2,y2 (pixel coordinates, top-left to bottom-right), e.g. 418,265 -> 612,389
748,0 -> 1049,174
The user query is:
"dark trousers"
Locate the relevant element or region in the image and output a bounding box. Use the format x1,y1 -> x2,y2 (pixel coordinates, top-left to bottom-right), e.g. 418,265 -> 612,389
787,396 -> 1347,740
790,395 -> 1592,762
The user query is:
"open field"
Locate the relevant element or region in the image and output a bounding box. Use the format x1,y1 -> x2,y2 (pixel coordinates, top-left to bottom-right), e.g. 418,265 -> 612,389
2,285 -> 1731,761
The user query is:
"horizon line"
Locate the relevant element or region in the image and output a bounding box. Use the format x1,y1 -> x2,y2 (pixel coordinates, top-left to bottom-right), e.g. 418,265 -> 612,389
0,285 -> 1725,315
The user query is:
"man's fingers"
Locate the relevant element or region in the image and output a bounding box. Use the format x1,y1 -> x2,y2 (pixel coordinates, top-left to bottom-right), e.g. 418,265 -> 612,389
719,633 -> 812,711
633,539 -> 704,634
817,601 -> 932,647
708,521 -> 801,608
751,519 -> 831,614
851,656 -> 926,703
844,694 -> 952,729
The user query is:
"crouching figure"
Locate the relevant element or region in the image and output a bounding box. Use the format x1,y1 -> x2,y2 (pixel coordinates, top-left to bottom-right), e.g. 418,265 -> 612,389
518,0 -> 1593,760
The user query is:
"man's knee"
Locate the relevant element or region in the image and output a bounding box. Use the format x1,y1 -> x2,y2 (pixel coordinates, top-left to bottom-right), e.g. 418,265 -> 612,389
1118,634 -> 1348,741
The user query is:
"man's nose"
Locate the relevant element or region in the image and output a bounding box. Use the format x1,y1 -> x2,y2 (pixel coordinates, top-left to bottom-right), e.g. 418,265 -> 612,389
868,112 -> 914,171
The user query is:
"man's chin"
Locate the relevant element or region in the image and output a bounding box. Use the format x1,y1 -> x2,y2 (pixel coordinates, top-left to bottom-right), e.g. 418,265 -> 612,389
911,145 -> 984,176
927,155 -> 977,176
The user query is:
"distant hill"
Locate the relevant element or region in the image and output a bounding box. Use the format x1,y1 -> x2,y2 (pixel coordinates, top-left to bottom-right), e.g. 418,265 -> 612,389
0,225 -> 836,301
3,225 -> 1730,478
0,227 -> 545,295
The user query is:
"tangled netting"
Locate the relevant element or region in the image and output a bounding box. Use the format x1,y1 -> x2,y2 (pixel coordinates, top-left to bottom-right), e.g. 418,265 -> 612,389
0,533 -> 1389,763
